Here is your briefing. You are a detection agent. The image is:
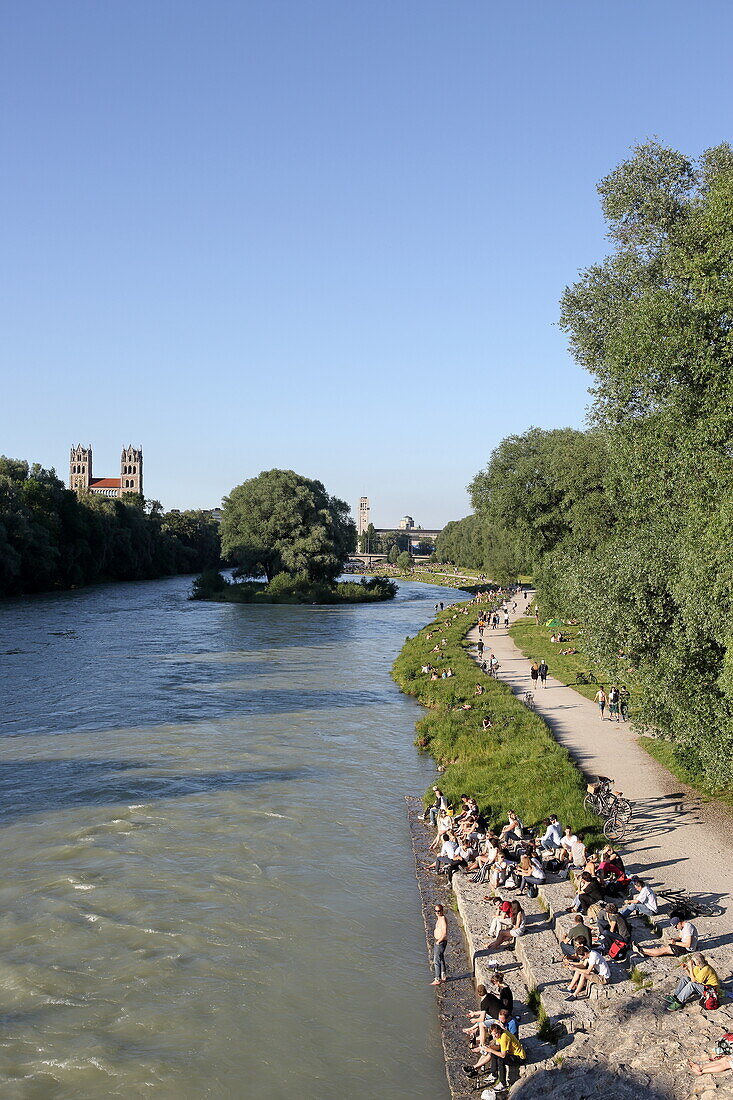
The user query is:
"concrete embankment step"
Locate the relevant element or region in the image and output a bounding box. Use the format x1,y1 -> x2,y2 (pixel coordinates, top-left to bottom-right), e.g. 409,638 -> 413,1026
407,799 -> 556,1098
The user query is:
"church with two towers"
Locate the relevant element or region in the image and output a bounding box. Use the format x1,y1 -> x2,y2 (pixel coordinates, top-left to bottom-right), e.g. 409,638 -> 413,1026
69,445 -> 143,498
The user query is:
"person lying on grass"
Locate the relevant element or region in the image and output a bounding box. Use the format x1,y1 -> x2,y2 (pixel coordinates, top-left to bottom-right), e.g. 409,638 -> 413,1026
665,953 -> 720,1011
638,911 -> 698,958
563,943 -> 610,1000
463,1023 -> 526,1091
484,901 -> 525,951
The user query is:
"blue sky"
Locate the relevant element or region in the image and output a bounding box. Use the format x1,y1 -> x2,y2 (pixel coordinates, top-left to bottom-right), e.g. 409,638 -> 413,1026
2,1 -> 731,526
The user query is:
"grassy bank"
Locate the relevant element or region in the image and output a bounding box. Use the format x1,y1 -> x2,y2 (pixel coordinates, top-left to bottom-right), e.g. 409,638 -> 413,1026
511,609 -> 733,811
509,616 -> 607,703
392,598 -> 602,841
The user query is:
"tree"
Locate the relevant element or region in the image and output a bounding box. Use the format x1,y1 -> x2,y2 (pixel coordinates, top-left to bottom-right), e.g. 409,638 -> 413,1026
396,551 -> 412,572
358,522 -> 377,553
556,139 -> 733,786
221,469 -> 356,584
388,544 -> 399,564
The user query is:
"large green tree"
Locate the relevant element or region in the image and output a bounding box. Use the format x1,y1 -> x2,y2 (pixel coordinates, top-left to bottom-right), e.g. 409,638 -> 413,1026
221,469 -> 356,584
555,139 -> 733,785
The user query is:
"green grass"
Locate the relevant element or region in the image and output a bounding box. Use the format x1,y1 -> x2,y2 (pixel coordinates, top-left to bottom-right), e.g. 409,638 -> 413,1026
630,966 -> 653,990
509,616 -> 608,703
640,737 -> 733,810
512,608 -> 733,813
391,598 -> 604,842
526,989 -> 561,1044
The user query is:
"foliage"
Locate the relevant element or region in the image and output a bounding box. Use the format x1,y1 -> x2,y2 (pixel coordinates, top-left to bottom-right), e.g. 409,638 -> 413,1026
388,544 -> 399,564
0,457 -> 221,597
440,140 -> 733,790
221,469 -> 356,584
191,570 -> 396,604
396,551 -> 412,572
391,598 -> 602,841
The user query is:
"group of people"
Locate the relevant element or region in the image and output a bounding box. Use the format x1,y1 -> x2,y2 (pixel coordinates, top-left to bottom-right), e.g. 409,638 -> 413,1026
425,786 -> 725,1088
592,685 -> 630,722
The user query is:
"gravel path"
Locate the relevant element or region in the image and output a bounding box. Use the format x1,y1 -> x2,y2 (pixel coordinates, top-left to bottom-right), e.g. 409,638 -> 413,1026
469,595 -> 733,958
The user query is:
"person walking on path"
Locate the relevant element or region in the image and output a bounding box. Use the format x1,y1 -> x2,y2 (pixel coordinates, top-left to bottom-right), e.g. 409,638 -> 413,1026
431,904 -> 448,986
608,685 -> 621,722
530,662 -> 539,689
538,659 -> 548,688
593,687 -> 607,719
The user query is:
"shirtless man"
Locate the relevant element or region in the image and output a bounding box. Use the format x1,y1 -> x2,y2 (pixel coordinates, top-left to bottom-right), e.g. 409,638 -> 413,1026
431,904 -> 448,986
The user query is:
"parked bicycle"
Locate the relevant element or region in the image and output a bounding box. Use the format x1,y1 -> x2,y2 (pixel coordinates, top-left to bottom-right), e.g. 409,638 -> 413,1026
584,775 -> 632,841
523,691 -> 535,710
657,888 -> 721,919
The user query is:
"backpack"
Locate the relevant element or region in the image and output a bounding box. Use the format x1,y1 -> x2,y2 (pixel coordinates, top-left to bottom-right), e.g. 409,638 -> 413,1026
526,882 -> 539,899
607,937 -> 629,961
702,986 -> 720,1011
714,1032 -> 733,1056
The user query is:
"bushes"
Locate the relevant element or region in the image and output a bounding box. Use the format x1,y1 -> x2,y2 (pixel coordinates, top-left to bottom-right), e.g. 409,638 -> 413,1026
392,598 -> 602,840
190,571 -> 397,604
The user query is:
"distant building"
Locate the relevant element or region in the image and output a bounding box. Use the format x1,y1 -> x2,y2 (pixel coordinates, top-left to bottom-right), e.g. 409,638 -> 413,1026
69,445 -> 143,498
357,497 -> 370,535
398,515 -> 414,531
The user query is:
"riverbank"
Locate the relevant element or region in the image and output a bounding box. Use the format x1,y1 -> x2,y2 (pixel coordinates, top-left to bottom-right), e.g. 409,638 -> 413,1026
391,595 -> 601,838
402,597 -> 733,1099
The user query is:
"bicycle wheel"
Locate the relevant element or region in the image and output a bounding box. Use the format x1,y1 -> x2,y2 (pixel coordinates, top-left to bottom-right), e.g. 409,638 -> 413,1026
615,798 -> 633,821
603,815 -> 626,841
583,794 -> 601,814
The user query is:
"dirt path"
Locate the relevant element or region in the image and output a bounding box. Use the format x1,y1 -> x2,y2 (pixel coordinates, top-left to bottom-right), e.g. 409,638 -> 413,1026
470,595 -> 733,962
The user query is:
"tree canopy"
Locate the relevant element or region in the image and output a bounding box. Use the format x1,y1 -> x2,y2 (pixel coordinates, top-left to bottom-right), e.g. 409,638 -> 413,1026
221,469 -> 356,584
436,139 -> 733,788
0,457 -> 221,596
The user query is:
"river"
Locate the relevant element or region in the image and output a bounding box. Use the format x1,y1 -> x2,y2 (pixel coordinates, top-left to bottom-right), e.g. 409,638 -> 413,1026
0,575 -> 465,1099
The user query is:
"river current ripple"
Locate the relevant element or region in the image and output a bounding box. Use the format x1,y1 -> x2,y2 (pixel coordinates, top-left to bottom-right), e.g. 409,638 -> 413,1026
0,575 -> 463,1098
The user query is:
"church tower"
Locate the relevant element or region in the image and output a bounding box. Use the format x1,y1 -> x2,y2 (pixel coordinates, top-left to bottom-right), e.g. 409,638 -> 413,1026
120,446 -> 143,496
69,445 -> 92,493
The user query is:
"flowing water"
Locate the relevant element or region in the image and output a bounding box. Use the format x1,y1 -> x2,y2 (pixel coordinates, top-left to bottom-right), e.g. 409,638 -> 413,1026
0,575 -> 464,1099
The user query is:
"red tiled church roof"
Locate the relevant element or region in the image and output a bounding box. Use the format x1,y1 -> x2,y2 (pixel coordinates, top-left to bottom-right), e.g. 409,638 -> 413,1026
89,478 -> 121,488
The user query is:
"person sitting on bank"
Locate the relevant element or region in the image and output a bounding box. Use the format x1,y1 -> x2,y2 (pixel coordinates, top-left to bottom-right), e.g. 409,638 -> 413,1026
666,953 -> 720,1011
638,911 -> 698,958
462,972 -> 513,1048
499,811 -> 523,846
571,871 -> 604,915
486,896 -> 514,939
539,815 -> 563,853
463,1023 -> 526,1091
563,943 -> 610,1000
561,913 -> 593,955
596,903 -> 631,953
484,901 -> 525,952
619,877 -> 658,920
515,851 -> 546,895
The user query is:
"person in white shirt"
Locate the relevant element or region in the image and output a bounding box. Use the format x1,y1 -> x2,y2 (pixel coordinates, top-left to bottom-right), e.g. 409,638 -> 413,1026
540,816 -> 563,852
564,944 -> 610,999
639,913 -> 699,958
620,877 -> 658,918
